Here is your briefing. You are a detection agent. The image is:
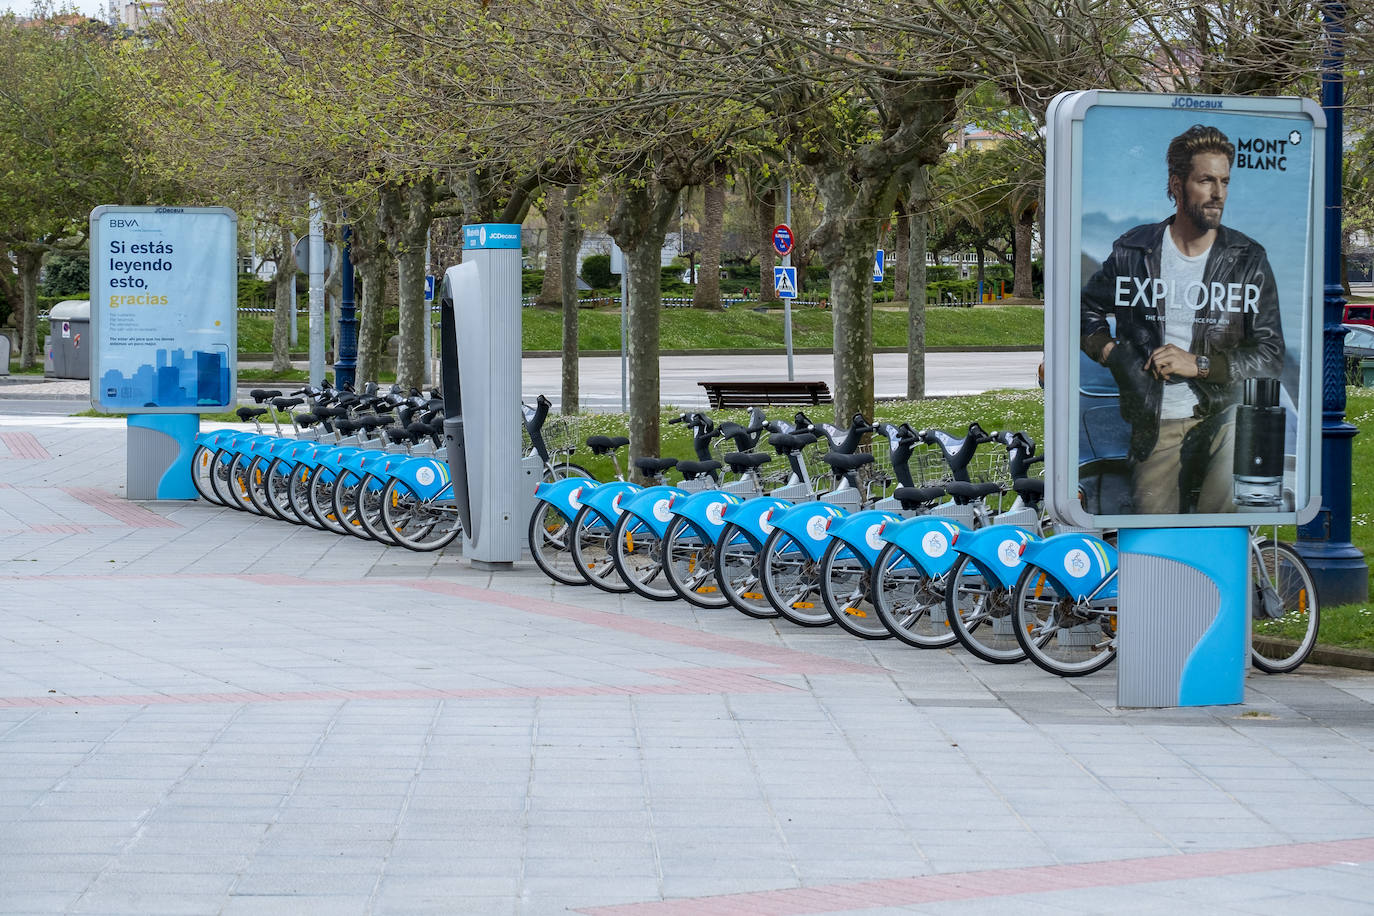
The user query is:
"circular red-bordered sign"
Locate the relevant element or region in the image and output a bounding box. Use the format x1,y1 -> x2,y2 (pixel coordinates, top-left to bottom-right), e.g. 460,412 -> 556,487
772,224 -> 794,257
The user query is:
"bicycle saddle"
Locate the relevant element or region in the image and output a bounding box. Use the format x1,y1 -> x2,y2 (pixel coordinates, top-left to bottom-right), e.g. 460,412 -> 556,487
586,435 -> 629,455
894,485 -> 947,508
723,451 -> 771,472
944,481 -> 1004,504
676,460 -> 722,480
235,407 -> 268,421
249,389 -> 282,403
633,457 -> 678,475
271,397 -> 304,411
822,451 -> 874,472
295,413 -> 320,428
768,432 -> 816,453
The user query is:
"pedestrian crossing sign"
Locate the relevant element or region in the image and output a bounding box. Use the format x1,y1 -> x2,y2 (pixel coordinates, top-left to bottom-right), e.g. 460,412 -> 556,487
774,266 -> 797,299
873,249 -> 885,283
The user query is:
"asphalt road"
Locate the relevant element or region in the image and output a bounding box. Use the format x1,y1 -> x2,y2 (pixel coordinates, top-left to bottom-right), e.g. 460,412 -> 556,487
0,349 -> 1043,414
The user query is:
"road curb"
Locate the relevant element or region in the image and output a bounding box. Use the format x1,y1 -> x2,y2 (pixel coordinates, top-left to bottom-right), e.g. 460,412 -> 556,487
1252,635 -> 1374,672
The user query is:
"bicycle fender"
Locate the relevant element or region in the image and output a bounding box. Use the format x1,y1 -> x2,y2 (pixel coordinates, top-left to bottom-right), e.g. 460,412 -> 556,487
670,490 -> 745,541
195,429 -> 246,450
387,455 -> 451,501
533,477 -> 598,517
769,501 -> 848,562
721,496 -> 794,551
950,525 -> 1038,590
825,509 -> 904,567
291,442 -> 339,470
879,516 -> 970,577
617,486 -> 688,537
1018,533 -> 1118,601
262,439 -> 316,471
576,481 -> 641,525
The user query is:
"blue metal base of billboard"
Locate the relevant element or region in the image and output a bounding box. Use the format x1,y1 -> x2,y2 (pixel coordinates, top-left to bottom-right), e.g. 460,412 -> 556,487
127,414 -> 200,500
1117,527 -> 1249,708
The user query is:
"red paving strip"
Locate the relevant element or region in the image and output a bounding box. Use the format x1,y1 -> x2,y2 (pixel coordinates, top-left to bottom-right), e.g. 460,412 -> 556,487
0,432 -> 51,460
28,524 -> 92,535
575,836 -> 1374,915
62,488 -> 181,528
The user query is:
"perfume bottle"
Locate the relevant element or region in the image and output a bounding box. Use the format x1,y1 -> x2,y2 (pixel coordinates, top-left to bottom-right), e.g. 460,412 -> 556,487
1232,377 -> 1284,509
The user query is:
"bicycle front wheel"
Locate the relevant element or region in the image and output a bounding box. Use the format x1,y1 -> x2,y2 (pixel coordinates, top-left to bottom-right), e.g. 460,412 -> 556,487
380,478 -> 462,552
309,468 -> 347,534
611,511 -> 675,601
264,458 -> 303,524
570,506 -> 629,592
191,445 -> 222,504
332,470 -> 373,540
871,543 -> 956,648
820,539 -> 888,639
357,474 -> 398,545
1011,565 -> 1116,677
288,464 -> 326,531
1251,539 -> 1320,674
714,522 -> 777,619
946,554 -> 1025,663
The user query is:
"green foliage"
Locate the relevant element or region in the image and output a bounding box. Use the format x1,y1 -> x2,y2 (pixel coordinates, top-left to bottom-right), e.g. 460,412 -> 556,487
237,273 -> 273,310
581,253 -> 613,289
927,279 -> 979,303
41,250 -> 90,297
522,269 -> 545,296
926,266 -> 963,282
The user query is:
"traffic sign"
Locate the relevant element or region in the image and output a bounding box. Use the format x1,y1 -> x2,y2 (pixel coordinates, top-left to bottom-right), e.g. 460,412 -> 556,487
873,249 -> 885,283
424,275 -> 436,301
772,224 -> 794,258
773,266 -> 797,299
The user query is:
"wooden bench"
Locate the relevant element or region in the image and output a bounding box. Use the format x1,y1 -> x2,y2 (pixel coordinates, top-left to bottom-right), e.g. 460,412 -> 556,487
698,380 -> 833,409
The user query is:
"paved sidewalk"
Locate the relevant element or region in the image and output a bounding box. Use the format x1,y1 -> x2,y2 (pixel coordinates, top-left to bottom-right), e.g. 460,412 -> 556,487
2,415 -> 1374,914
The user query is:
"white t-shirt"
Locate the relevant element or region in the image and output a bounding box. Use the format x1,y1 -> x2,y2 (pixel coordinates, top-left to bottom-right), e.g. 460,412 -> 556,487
1158,228 -> 1209,420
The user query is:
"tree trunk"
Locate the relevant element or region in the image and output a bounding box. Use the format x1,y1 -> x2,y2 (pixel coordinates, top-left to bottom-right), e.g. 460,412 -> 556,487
271,226 -> 295,374
1013,205 -> 1035,299
757,185 -> 778,302
976,248 -> 986,301
827,237 -> 876,422
608,181 -> 679,475
353,218 -> 388,386
907,168 -> 931,400
892,200 -> 910,303
380,179 -> 437,390
560,182 -> 583,414
17,248 -> 41,369
537,186 -> 564,309
692,177 -> 725,310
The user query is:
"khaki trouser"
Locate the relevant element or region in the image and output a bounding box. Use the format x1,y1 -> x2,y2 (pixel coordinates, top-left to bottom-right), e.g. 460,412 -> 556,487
1132,415 -> 1237,515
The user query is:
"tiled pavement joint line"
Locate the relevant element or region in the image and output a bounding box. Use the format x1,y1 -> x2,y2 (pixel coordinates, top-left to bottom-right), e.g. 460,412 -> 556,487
0,431 -> 51,459
574,836 -> 1374,915
62,487 -> 181,529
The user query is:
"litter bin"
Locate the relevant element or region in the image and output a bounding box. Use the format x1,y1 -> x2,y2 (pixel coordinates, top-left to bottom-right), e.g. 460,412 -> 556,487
46,300 -> 91,380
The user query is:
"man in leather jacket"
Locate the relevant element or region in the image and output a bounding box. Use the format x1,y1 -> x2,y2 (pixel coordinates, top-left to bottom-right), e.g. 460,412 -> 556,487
1081,125 -> 1285,514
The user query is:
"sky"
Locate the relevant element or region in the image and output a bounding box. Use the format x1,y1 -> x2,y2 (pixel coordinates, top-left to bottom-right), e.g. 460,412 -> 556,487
2,0 -> 111,18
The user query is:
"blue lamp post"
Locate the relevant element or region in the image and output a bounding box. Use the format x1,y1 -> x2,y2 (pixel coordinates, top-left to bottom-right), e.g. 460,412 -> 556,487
334,224 -> 357,390
1296,1 -> 1369,605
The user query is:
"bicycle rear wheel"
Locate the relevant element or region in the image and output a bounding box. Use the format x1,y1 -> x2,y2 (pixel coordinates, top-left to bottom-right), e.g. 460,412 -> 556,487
570,506 -> 629,592
246,456 -> 279,519
819,539 -> 888,639
1011,565 -> 1116,676
946,554 -> 1025,663
1250,539 -> 1320,674
357,474 -> 397,545
288,464 -> 326,530
871,543 -> 956,648
528,500 -> 585,586
264,458 -> 303,524
611,511 -> 675,601
191,445 -> 221,504
209,450 -> 246,509
309,468 -> 347,534
761,529 -> 833,627
714,522 -> 777,619
543,461 -> 594,483
663,516 -> 729,609
380,478 -> 461,552
226,454 -> 263,515
332,470 -> 374,540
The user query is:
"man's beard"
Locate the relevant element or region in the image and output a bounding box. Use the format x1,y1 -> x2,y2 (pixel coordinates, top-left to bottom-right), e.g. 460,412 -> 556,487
1183,198 -> 1223,231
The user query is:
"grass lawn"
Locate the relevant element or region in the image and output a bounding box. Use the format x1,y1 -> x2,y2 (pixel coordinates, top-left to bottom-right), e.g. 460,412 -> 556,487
521,303 -> 1044,351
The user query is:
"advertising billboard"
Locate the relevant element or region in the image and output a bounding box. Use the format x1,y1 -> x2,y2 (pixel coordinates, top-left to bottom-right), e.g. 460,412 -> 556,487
89,205 -> 238,413
1045,92 -> 1324,528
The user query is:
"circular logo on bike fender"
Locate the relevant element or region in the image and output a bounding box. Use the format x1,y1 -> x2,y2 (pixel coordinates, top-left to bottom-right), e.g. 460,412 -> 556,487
653,498 -> 673,523
997,539 -> 1022,568
568,486 -> 584,509
806,515 -> 829,541
415,466 -> 435,487
865,524 -> 884,552
922,531 -> 948,558
705,501 -> 726,526
759,510 -> 775,535
611,493 -> 624,513
1064,548 -> 1091,579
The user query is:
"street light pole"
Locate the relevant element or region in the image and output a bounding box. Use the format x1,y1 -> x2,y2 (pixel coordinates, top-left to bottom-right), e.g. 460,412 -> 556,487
1296,0 -> 1368,605
334,224 -> 357,389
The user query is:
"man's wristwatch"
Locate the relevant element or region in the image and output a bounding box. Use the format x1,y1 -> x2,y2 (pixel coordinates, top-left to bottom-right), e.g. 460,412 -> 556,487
1195,355 -> 1210,379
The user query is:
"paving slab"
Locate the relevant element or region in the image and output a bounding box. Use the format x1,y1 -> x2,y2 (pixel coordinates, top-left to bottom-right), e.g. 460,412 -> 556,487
1,414 -> 1374,914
